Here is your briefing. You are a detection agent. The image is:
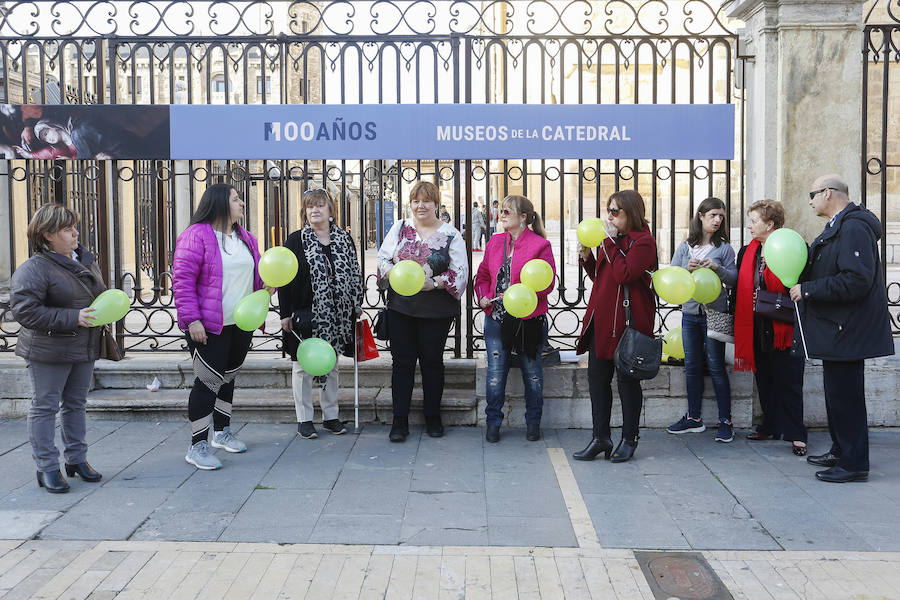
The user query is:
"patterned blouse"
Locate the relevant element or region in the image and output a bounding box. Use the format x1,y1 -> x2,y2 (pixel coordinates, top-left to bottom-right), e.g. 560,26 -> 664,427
377,219 -> 468,319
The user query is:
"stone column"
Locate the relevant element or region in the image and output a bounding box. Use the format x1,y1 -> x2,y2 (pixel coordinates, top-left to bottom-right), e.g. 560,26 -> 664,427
0,161 -> 10,288
729,0 -> 864,241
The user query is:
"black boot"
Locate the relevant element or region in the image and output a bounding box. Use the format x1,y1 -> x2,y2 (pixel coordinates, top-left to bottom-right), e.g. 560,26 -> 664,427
37,470 -> 70,494
610,437 -> 639,463
389,416 -> 409,443
485,424 -> 500,443
572,437 -> 613,461
526,424 -> 541,441
425,414 -> 444,438
65,462 -> 102,482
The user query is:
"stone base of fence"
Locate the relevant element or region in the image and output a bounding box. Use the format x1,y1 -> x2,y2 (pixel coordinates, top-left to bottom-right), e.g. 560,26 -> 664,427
1,350 -> 898,427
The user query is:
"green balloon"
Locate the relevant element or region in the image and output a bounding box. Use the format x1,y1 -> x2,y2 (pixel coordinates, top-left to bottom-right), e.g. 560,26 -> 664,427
89,289 -> 130,326
763,228 -> 808,287
259,246 -> 299,288
577,218 -> 607,247
653,266 -> 695,305
691,267 -> 722,304
663,327 -> 684,360
503,283 -> 538,318
234,289 -> 270,332
389,260 -> 426,297
520,259 -> 554,292
297,337 -> 337,376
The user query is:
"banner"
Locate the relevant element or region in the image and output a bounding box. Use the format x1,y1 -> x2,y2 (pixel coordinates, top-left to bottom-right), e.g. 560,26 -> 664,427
2,103 -> 734,160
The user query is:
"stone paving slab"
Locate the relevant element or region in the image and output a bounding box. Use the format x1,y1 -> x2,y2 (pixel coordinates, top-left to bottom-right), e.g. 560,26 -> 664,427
1,418 -> 900,556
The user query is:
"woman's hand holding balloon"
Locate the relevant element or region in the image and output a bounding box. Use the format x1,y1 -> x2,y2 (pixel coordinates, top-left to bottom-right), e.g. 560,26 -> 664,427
189,320 -> 207,345
577,243 -> 591,259
78,307 -> 97,328
281,317 -> 292,332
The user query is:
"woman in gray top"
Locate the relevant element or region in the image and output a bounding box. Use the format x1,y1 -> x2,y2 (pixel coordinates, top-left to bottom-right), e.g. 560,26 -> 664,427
666,197 -> 738,442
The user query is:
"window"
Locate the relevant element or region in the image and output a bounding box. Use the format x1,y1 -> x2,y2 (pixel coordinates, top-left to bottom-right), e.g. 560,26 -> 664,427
257,76 -> 271,95
128,75 -> 142,98
212,75 -> 230,94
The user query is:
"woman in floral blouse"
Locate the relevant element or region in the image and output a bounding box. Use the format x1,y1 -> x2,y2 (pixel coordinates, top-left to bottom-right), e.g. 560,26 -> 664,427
377,181 -> 468,442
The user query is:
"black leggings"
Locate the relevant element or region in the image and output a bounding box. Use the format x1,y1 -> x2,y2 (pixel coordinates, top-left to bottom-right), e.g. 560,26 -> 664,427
186,324 -> 253,445
587,333 -> 644,441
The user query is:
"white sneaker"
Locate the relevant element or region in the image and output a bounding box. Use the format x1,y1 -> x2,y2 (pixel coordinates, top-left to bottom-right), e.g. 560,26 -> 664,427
210,427 -> 247,453
185,441 -> 222,470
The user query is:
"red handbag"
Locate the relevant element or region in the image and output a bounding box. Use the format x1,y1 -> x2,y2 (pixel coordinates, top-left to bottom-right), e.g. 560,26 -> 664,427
356,319 -> 380,361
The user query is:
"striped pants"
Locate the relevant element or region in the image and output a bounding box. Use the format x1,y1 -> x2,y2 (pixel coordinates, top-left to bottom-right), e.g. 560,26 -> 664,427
186,324 -> 253,446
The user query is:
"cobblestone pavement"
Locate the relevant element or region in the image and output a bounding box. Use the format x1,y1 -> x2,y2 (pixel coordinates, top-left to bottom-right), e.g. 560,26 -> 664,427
1,418 -> 899,598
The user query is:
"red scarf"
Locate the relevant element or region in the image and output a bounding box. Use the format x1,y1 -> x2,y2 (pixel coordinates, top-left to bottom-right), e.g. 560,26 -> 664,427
734,239 -> 794,372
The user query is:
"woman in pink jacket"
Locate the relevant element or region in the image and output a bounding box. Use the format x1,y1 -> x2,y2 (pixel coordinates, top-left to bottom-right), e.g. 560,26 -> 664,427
474,195 -> 556,443
173,183 -> 264,471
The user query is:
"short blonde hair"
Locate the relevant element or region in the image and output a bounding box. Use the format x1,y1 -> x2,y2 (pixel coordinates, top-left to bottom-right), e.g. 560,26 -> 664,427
300,188 -> 336,227
748,199 -> 785,229
27,203 -> 80,253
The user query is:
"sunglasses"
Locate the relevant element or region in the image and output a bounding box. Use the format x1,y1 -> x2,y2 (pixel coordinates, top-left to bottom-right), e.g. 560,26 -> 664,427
500,208 -> 515,217
808,187 -> 836,200
303,188 -> 326,196
607,206 -> 621,216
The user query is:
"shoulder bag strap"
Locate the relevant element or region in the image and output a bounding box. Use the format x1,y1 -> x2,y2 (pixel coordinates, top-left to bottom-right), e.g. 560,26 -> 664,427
36,254 -> 97,301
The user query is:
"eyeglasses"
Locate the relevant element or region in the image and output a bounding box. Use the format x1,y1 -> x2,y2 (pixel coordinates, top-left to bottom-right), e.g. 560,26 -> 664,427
607,207 -> 621,216
808,187 -> 836,200
303,188 -> 326,196
500,208 -> 513,216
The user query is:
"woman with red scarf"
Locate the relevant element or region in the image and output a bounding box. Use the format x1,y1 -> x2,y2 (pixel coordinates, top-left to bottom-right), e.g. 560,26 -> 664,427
735,200 -> 807,455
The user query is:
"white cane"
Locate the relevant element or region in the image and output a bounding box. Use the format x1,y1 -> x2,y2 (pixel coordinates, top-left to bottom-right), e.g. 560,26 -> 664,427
353,320 -> 360,434
794,300 -> 809,360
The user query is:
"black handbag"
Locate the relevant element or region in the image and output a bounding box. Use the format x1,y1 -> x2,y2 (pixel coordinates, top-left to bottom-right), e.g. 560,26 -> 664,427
754,290 -> 795,323
372,308 -> 389,340
613,285 -> 662,380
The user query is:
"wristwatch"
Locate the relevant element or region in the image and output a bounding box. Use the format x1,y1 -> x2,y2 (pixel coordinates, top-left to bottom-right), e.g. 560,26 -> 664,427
432,278 -> 439,289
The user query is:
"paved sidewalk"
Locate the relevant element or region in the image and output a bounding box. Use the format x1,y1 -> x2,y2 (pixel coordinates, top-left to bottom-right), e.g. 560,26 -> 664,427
1,418 -> 899,598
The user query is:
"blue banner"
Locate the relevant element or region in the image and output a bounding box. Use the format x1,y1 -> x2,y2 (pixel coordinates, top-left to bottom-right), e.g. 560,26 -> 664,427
170,104 -> 734,160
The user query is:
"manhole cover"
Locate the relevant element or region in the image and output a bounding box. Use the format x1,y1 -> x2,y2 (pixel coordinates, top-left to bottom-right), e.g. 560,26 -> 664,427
634,552 -> 733,600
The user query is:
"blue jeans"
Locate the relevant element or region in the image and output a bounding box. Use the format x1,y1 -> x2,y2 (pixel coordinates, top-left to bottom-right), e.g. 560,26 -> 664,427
484,316 -> 545,426
682,312 -> 731,422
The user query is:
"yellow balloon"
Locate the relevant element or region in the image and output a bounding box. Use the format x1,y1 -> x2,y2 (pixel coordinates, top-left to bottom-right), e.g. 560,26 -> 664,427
663,327 -> 685,360
89,289 -> 130,326
503,283 -> 538,318
577,218 -> 607,247
653,266 -> 695,305
234,289 -> 270,332
389,260 -> 426,296
691,267 -> 722,304
258,247 -> 299,288
520,259 -> 554,292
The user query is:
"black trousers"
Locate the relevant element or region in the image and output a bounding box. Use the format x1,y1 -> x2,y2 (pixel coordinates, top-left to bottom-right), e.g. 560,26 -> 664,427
186,324 -> 253,445
388,309 -> 453,418
587,334 -> 643,441
754,348 -> 807,442
823,360 -> 869,472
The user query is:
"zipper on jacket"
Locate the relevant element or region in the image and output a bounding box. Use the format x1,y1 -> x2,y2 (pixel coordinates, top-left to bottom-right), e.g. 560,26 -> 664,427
611,285 -> 621,338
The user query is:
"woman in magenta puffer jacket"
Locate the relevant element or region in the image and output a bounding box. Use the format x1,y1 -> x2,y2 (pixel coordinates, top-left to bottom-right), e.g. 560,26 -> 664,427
173,183 -> 264,471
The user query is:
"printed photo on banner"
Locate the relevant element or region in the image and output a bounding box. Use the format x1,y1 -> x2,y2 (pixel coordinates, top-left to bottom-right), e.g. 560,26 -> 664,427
0,104 -> 170,160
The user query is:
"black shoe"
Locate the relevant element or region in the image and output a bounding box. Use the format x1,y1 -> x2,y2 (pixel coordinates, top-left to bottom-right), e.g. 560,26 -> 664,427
572,437 -> 613,461
815,466 -> 868,483
36,470 -> 70,494
807,452 -> 839,467
322,419 -> 347,435
389,417 -> 409,443
65,462 -> 102,482
425,414 -> 444,438
526,424 -> 541,441
610,438 -> 639,463
297,421 -> 318,439
485,424 -> 500,443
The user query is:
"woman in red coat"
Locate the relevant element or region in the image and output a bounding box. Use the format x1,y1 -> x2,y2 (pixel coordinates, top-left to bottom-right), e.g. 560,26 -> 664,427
573,190 -> 658,462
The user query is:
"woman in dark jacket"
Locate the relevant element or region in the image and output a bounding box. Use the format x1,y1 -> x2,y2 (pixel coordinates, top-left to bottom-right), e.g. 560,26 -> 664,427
278,188 -> 363,440
10,204 -> 107,493
734,200 -> 807,455
573,190 -> 658,463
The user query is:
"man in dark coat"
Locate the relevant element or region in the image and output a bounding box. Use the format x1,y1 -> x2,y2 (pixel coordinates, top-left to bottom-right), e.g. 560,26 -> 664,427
789,174 -> 894,483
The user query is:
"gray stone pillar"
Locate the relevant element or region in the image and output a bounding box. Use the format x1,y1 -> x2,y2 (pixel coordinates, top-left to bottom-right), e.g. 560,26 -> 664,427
729,0 -> 864,241
0,161 -> 10,288
174,160 -> 192,235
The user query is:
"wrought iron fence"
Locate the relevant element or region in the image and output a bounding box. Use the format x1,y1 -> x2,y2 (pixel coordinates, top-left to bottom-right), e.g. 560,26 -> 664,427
1,0 -> 748,355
